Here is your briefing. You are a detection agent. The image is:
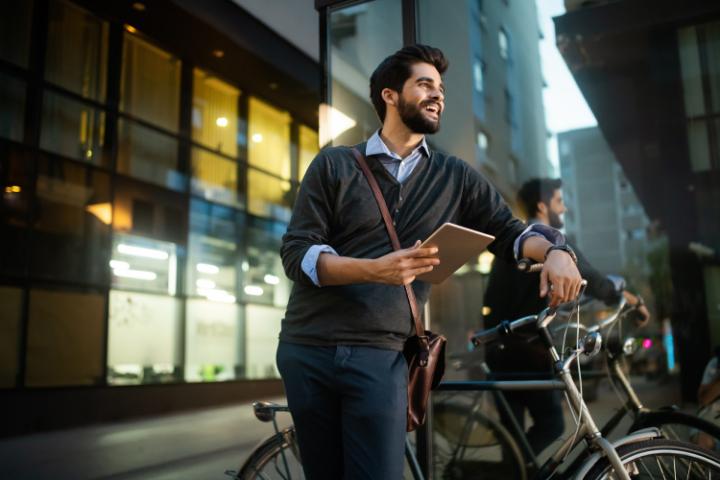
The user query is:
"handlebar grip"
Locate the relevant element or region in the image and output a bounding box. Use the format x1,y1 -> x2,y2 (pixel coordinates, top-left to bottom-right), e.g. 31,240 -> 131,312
517,259 -> 543,273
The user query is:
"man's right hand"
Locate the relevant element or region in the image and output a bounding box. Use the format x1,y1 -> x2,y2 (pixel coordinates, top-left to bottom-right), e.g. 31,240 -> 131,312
371,240 -> 440,285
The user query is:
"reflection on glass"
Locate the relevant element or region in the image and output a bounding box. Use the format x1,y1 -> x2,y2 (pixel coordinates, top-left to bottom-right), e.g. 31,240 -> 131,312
191,147 -> 243,207
247,168 -> 292,221
120,31 -> 180,132
0,145 -> 32,276
45,0 -> 108,102
117,119 -> 184,190
32,156 -> 111,285
40,90 -> 106,165
0,286 -> 22,387
188,199 -> 241,301
25,288 -> 105,387
111,232 -> 178,295
107,290 -> 182,385
185,299 -> 244,382
0,72 -> 26,142
193,68 -> 241,157
0,1 -> 33,67
299,124 -> 319,180
248,97 -> 291,179
328,0 -> 401,145
245,304 -> 283,379
244,217 -> 290,307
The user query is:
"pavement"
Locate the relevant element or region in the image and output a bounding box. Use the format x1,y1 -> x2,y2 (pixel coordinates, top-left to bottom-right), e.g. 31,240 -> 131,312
0,376 -> 687,479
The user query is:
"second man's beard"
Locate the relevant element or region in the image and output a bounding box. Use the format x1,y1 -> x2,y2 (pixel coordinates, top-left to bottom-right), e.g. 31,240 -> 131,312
397,97 -> 441,134
548,211 -> 564,229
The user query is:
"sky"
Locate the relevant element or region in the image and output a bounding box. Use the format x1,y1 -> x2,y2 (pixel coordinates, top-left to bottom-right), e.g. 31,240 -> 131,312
535,0 -> 597,172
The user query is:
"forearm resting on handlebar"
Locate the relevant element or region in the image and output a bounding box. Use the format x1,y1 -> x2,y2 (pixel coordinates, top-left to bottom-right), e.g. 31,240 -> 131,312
521,236 -> 583,306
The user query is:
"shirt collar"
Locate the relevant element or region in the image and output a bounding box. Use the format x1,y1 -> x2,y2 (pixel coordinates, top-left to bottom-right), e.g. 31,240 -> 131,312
365,130 -> 430,160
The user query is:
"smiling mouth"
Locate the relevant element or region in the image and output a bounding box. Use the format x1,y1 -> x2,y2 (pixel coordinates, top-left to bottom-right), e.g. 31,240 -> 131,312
424,103 -> 440,117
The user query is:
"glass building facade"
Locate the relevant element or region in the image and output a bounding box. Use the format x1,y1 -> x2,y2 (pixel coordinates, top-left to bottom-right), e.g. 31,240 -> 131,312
0,0 -> 318,396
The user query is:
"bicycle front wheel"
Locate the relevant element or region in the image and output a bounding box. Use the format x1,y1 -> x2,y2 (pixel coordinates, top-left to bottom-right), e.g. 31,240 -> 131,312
584,438 -> 720,479
235,428 -> 305,480
632,410 -> 720,452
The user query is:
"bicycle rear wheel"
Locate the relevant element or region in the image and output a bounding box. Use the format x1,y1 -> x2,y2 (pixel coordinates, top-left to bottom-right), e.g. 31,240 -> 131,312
432,402 -> 527,480
584,438 -> 720,479
235,428 -> 305,480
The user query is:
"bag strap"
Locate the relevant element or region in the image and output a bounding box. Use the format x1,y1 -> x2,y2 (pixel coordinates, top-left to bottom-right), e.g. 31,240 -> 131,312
351,148 -> 427,346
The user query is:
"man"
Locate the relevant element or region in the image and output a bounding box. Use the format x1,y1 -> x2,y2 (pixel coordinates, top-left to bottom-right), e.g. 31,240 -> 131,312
484,177 -> 650,456
278,45 -> 582,480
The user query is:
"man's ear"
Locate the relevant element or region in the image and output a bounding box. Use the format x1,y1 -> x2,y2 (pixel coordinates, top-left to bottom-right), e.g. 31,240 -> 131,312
381,88 -> 398,107
537,201 -> 547,216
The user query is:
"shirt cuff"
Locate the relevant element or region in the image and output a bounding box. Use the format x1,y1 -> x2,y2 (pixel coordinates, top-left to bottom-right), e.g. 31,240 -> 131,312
513,224 -> 566,260
606,274 -> 626,294
301,244 -> 338,286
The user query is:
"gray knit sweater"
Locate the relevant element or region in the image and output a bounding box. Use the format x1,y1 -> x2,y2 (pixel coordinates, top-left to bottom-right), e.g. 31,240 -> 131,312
280,144 -> 527,351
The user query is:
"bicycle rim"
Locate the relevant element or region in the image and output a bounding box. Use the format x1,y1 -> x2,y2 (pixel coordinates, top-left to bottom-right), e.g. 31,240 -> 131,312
584,439 -> 720,479
236,431 -> 305,480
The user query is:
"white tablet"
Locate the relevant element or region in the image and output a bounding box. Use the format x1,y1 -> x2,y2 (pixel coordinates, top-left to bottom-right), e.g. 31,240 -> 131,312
415,223 -> 495,284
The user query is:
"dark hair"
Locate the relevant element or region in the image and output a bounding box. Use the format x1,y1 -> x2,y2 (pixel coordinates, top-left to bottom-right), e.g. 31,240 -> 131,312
369,44 -> 448,122
517,178 -> 563,218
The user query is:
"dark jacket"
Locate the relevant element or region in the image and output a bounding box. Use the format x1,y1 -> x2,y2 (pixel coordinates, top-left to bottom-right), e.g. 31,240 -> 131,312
280,144 -> 527,351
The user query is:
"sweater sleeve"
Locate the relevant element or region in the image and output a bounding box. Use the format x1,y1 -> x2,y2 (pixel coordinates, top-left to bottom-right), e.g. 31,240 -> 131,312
458,161 -> 527,263
574,246 -> 623,305
280,151 -> 336,286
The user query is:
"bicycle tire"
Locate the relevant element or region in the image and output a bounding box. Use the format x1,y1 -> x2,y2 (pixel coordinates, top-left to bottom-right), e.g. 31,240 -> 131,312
432,402 -> 527,480
235,428 -> 305,480
584,438 -> 720,479
631,410 -> 720,450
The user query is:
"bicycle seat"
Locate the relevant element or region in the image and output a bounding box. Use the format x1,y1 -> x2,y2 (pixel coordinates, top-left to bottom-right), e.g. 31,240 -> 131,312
253,401 -> 290,422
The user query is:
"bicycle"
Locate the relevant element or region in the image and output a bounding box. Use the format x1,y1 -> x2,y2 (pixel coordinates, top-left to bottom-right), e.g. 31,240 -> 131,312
231,265 -> 720,479
432,296 -> 720,479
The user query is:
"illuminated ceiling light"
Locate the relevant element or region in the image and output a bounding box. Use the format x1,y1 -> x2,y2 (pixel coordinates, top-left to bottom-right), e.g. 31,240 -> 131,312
125,24 -> 137,34
477,251 -> 495,274
482,306 -> 492,316
113,268 -> 157,280
215,116 -> 228,127
244,285 -> 264,296
251,133 -> 263,143
196,263 -> 219,274
86,202 -> 113,225
264,274 -> 280,285
212,49 -> 225,59
109,260 -> 130,270
196,279 -> 216,289
241,261 -> 249,272
319,103 -> 357,147
5,185 -> 22,193
117,243 -> 169,260
132,2 -> 146,11
201,289 -> 236,303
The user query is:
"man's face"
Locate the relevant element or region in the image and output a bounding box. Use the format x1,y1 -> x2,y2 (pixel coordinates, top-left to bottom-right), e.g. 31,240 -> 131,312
545,188 -> 567,229
396,62 -> 445,134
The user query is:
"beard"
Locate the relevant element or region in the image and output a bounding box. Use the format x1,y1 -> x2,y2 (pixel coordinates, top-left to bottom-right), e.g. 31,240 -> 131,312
548,210 -> 564,229
397,96 -> 441,134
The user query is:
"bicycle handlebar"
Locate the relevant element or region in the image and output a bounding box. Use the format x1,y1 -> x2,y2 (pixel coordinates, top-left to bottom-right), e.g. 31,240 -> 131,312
471,313 -> 540,347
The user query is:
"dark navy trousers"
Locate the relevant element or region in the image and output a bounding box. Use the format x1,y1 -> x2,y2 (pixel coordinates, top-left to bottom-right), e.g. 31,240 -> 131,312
276,341 -> 408,480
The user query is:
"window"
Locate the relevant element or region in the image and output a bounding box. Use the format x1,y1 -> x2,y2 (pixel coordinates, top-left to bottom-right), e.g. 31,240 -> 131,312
0,72 -> 26,143
248,97 -> 291,179
40,91 -> 107,165
0,1 -> 33,68
117,118 -> 183,190
25,288 -> 105,387
0,286 -> 23,388
0,145 -> 33,276
191,147 -> 243,207
298,124 -> 319,180
107,290 -> 182,385
31,155 -> 111,285
45,0 -> 108,102
473,58 -> 484,93
192,68 -> 241,158
188,199 -> 242,301
110,232 -> 178,295
185,299 -> 244,382
245,304 -> 283,379
243,217 -> 290,307
120,30 -> 180,132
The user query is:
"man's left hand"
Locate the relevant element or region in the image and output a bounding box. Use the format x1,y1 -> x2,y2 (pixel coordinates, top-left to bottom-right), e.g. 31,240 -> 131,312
540,250 -> 583,307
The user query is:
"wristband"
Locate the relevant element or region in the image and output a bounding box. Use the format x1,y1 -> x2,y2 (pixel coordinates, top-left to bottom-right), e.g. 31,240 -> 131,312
544,244 -> 578,264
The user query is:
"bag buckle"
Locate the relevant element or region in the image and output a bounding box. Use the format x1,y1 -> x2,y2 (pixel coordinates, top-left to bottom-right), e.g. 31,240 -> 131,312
418,335 -> 430,367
